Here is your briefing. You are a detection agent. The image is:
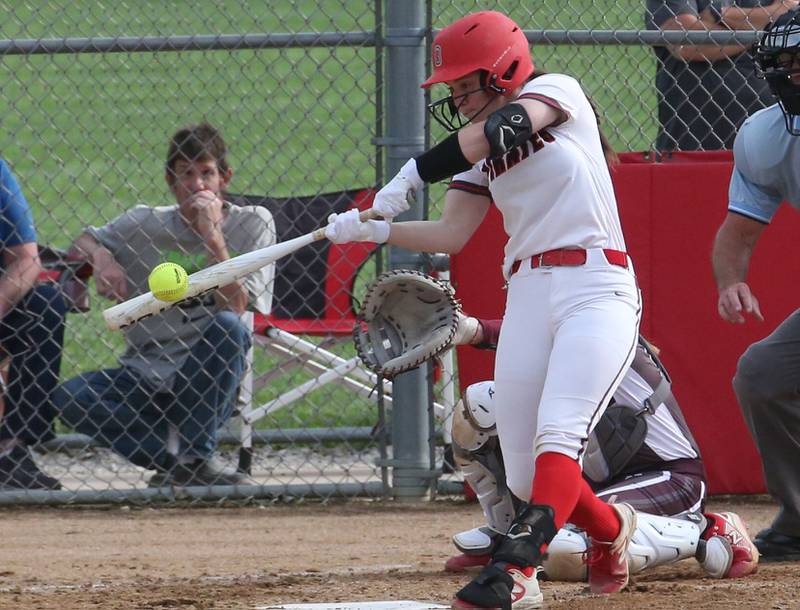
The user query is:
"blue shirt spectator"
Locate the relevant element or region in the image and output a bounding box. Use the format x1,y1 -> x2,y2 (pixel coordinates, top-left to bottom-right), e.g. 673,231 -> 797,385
0,159 -> 66,491
0,160 -> 37,251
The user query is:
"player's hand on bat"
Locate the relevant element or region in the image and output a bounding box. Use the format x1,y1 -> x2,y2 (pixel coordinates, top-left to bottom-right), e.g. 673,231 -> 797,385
371,159 -> 422,220
325,209 -> 390,244
92,254 -> 128,302
718,282 -> 764,324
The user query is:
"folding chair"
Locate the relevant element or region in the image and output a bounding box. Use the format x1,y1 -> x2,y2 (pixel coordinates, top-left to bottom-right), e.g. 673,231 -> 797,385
226,190 -> 457,473
37,245 -> 92,314
0,245 -> 91,417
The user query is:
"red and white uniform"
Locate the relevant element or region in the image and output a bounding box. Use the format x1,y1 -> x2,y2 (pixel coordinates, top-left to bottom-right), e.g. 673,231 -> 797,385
452,74 -> 627,278
450,73 -> 641,501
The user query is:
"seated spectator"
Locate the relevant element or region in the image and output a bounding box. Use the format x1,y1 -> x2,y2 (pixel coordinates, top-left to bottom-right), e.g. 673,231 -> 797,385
53,123 -> 275,487
0,159 -> 67,490
646,0 -> 794,151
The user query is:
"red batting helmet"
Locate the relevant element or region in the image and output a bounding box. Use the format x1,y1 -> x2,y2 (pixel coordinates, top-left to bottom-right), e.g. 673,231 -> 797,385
422,11 -> 534,95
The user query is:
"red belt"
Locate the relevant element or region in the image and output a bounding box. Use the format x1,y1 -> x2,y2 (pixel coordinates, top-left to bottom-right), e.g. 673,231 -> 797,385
511,248 -> 628,275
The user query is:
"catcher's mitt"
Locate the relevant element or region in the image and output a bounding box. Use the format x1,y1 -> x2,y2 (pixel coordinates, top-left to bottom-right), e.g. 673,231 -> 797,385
354,269 -> 460,378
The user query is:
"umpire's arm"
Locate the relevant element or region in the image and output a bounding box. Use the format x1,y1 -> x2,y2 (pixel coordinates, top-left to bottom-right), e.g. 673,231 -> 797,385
712,212 -> 766,324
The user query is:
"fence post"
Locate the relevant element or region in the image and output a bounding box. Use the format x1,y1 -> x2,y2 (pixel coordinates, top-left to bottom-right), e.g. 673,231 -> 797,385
382,0 -> 434,500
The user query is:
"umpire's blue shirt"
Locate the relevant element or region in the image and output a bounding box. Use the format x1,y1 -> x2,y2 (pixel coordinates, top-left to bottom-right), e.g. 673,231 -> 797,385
730,104 -> 800,222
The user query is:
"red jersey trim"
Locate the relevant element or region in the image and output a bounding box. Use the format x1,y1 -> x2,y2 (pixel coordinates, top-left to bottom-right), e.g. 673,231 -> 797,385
448,180 -> 491,198
518,93 -> 570,126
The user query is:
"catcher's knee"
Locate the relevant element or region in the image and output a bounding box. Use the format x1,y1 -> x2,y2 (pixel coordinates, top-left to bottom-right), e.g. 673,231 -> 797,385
452,380 -> 497,452
541,526 -> 589,581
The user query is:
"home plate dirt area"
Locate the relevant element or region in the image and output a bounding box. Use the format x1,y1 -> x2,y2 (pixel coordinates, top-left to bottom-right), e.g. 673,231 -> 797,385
0,496 -> 797,610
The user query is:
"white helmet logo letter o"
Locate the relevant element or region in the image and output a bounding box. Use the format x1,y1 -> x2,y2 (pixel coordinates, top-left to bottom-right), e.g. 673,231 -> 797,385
433,44 -> 443,67
511,114 -> 524,124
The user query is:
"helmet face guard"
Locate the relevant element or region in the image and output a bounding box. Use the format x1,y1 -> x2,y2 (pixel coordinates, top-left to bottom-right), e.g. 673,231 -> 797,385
427,76 -> 501,132
428,93 -> 473,133
756,10 -> 800,135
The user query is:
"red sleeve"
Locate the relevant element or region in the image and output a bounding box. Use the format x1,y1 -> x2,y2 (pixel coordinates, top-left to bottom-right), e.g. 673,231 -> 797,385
475,318 -> 501,350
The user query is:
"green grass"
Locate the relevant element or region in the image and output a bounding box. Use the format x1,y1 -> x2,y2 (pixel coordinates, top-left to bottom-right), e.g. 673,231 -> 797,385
0,1 -> 658,430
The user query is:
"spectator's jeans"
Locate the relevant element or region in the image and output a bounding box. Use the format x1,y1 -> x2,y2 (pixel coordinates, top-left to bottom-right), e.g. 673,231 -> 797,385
0,283 -> 68,445
54,311 -> 250,470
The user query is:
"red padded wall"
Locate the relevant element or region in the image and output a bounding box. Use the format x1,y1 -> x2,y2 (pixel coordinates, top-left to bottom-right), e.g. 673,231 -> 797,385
451,151 -> 800,494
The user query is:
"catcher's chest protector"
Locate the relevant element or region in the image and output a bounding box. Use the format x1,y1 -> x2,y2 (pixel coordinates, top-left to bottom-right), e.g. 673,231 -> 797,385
582,405 -> 648,484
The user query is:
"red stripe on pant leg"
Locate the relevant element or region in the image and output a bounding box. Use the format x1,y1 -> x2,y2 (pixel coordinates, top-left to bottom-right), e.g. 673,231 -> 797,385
569,478 -> 622,542
530,452 -> 582,531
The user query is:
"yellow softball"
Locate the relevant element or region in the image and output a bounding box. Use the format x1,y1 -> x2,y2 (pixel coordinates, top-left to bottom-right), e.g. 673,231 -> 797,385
148,262 -> 189,302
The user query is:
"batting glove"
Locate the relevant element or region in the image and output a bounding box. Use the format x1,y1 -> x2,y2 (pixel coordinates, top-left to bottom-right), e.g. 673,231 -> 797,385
325,208 -> 391,244
371,159 -> 423,220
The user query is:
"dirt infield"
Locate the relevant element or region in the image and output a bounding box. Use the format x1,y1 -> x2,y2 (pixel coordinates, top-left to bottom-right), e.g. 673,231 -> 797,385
0,495 -> 797,610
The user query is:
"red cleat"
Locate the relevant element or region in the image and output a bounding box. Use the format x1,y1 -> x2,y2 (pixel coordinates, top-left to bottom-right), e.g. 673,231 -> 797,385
585,503 -> 637,594
445,553 -> 491,573
699,512 -> 759,579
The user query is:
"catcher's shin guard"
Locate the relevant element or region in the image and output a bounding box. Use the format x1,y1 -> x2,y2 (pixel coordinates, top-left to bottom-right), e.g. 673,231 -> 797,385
543,513 -> 703,582
542,514 -> 703,582
453,443 -> 516,537
627,511 -> 702,573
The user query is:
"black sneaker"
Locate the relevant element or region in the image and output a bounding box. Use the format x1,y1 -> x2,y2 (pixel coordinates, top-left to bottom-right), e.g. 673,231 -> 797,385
754,527 -> 800,562
149,456 -> 245,487
0,445 -> 62,490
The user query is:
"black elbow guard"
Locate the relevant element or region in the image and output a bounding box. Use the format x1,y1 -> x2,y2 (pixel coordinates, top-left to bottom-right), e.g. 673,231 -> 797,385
484,103 -> 533,160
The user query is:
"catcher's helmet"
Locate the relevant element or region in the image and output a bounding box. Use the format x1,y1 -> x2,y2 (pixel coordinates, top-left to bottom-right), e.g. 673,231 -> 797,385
756,9 -> 800,135
423,11 -> 534,131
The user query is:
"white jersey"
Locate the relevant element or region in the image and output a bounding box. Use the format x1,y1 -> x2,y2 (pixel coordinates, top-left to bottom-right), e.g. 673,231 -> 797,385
451,73 -> 626,278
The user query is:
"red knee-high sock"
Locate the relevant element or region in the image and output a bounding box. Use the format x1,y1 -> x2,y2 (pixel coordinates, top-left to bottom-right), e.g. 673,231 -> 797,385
569,478 -> 621,542
530,452 -> 582,531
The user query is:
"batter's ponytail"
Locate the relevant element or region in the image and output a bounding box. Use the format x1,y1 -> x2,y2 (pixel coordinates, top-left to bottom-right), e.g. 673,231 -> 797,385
529,71 -> 618,167
588,98 -> 619,167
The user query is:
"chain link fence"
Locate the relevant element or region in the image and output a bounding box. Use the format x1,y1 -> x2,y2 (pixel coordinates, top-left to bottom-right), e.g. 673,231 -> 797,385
0,0 -> 779,505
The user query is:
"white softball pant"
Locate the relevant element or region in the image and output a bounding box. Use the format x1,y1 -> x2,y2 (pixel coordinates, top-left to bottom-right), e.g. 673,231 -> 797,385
494,248 -> 642,500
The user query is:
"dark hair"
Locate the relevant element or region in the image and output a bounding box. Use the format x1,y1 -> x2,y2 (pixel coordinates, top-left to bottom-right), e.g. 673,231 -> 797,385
529,71 -> 618,167
589,100 -> 619,167
165,122 -> 229,177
